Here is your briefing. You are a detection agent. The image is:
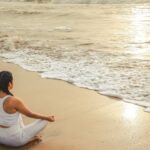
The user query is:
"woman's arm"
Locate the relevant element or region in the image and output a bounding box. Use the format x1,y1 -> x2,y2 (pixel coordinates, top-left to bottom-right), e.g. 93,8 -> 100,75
12,97 -> 55,122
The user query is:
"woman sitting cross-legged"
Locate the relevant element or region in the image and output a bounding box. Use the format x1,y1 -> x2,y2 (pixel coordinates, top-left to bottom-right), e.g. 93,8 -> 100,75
0,71 -> 55,147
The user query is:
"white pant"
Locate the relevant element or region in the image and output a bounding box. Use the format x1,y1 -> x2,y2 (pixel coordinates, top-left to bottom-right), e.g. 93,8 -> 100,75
0,118 -> 48,147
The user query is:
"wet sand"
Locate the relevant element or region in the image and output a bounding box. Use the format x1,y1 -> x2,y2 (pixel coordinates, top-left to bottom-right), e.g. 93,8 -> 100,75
0,60 -> 150,150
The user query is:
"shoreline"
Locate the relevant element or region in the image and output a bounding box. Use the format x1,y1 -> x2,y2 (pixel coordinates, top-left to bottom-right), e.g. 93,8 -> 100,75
0,1 -> 150,111
0,59 -> 150,150
1,2 -> 150,149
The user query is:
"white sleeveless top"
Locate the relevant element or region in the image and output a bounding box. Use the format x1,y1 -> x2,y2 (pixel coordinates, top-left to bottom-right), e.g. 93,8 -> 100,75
0,95 -> 21,127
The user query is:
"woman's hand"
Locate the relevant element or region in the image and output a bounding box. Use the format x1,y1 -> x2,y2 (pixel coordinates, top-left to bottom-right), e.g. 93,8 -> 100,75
45,116 -> 55,122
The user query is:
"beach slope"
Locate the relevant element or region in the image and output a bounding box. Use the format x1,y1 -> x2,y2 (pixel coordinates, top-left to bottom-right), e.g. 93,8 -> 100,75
0,60 -> 150,150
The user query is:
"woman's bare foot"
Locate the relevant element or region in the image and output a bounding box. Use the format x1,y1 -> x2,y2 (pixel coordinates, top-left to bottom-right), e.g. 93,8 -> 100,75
34,135 -> 42,142
23,135 -> 42,148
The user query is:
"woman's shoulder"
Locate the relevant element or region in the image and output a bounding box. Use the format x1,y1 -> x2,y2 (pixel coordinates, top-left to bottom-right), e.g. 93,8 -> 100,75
6,96 -> 22,106
7,96 -> 19,101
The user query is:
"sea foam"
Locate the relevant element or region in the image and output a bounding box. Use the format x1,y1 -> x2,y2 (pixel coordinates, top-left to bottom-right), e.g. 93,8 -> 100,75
0,48 -> 150,112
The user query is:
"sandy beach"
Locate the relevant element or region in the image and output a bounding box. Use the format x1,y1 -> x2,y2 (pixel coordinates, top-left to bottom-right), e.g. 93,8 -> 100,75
0,1 -> 150,150
0,60 -> 150,150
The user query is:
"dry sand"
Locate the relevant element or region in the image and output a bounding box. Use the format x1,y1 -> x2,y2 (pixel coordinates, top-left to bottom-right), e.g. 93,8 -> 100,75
0,60 -> 150,150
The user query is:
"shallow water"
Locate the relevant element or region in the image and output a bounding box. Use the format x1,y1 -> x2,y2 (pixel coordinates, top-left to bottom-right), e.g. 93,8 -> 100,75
0,3 -> 150,111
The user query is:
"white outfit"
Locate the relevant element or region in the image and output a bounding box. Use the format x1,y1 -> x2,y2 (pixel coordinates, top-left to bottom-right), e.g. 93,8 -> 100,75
0,95 -> 48,147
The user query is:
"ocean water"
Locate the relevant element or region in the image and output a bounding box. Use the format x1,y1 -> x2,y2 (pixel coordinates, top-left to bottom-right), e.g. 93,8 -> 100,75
1,0 -> 150,3
50,0 -> 150,4
0,3 -> 150,111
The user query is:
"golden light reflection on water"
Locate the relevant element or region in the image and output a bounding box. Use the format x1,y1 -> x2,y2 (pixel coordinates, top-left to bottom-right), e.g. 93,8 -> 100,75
131,8 -> 147,43
129,7 -> 150,59
122,103 -> 138,121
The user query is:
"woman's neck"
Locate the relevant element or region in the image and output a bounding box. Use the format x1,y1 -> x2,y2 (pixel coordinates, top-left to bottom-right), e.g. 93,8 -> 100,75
0,91 -> 8,98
